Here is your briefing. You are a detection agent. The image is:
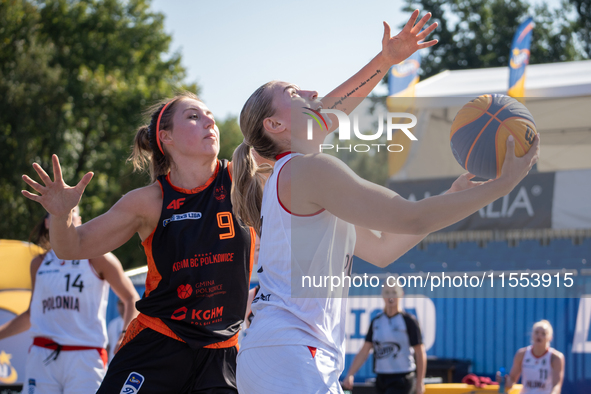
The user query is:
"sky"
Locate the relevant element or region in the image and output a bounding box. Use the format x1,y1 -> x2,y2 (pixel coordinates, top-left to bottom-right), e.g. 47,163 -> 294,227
150,0 -> 560,119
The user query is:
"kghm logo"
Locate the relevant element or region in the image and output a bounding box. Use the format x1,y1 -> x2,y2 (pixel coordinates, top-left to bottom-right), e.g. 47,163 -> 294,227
302,107 -> 328,136
510,48 -> 530,69
305,107 -> 418,153
391,59 -> 420,78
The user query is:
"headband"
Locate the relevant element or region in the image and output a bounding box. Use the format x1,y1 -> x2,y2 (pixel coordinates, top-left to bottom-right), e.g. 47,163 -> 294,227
155,101 -> 173,155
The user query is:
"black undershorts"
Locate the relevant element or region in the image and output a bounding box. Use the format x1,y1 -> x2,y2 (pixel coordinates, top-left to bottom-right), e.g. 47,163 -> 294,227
97,327 -> 237,394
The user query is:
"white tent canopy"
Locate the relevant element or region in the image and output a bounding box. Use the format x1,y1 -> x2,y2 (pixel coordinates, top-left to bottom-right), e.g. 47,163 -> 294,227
415,60 -> 591,98
390,60 -> 591,180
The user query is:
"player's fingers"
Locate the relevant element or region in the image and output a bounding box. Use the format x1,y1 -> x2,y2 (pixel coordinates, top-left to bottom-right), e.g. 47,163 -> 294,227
22,174 -> 46,194
418,39 -> 438,49
382,21 -> 391,44
417,22 -> 438,40
32,162 -> 52,185
505,135 -> 516,158
403,9 -> 420,31
21,190 -> 42,203
52,154 -> 63,182
524,133 -> 540,161
412,12 -> 432,34
74,172 -> 94,195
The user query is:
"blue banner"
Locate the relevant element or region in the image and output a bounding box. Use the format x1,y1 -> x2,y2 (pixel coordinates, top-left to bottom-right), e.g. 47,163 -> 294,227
388,51 -> 421,97
508,17 -> 534,97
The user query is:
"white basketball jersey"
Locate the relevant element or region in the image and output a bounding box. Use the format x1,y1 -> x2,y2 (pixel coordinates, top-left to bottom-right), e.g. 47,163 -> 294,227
241,153 -> 356,371
29,250 -> 110,348
521,346 -> 553,394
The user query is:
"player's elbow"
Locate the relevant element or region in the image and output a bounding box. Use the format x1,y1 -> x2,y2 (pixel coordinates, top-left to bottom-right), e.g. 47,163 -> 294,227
372,258 -> 391,269
52,246 -> 77,260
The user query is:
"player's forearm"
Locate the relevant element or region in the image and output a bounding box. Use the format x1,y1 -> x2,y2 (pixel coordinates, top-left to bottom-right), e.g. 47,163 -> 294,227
49,211 -> 83,259
121,296 -> 140,329
361,232 -> 429,268
404,178 -> 512,234
324,52 -> 390,117
506,374 -> 518,390
346,348 -> 371,377
0,310 -> 31,340
415,345 -> 427,385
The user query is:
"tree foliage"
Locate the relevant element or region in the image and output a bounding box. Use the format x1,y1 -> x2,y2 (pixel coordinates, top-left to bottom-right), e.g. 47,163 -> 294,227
397,0 -> 584,79
217,115 -> 243,162
0,0 -> 198,268
570,0 -> 591,58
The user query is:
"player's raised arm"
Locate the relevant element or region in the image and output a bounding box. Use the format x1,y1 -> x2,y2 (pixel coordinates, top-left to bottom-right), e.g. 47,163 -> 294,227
323,9 -> 437,129
22,154 -> 155,259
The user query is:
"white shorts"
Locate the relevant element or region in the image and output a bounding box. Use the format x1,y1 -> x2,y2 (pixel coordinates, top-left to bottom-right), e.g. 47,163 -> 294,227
23,345 -> 106,394
237,345 -> 344,394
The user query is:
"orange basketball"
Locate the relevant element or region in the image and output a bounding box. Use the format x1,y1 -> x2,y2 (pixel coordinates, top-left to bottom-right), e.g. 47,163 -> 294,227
450,95 -> 537,179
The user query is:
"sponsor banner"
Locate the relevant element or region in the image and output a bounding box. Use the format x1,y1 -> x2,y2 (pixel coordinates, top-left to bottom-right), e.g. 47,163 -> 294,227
0,310 -> 28,385
388,171 -> 555,231
388,51 -> 421,97
508,17 -> 534,98
343,296 -> 591,393
552,169 -> 591,229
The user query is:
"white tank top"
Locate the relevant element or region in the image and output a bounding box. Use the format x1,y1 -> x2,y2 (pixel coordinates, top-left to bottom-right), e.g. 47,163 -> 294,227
241,153 -> 356,370
521,346 -> 553,394
29,250 -> 110,348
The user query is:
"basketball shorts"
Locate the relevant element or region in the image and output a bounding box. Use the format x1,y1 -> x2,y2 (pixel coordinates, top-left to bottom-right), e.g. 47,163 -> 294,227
376,372 -> 417,394
236,345 -> 344,394
97,325 -> 237,394
23,345 -> 106,394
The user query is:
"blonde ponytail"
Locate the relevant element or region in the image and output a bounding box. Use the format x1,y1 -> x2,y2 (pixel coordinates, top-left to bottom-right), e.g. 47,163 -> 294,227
231,142 -> 272,235
231,81 -> 284,233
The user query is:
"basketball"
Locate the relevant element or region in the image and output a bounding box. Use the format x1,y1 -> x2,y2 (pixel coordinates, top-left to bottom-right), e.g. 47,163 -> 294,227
450,94 -> 537,179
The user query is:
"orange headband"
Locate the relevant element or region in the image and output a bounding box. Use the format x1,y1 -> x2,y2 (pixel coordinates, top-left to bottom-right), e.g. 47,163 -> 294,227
155,101 -> 172,155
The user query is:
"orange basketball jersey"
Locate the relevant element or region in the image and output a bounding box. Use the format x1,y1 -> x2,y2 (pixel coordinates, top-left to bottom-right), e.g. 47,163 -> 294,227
137,159 -> 255,349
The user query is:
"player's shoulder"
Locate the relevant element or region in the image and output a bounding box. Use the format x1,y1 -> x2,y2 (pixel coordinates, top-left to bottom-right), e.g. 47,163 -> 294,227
400,311 -> 420,325
550,348 -> 564,361
118,182 -> 162,211
30,252 -> 47,272
370,311 -> 385,324
286,153 -> 355,183
400,311 -> 418,320
291,152 -> 346,169
515,346 -> 528,359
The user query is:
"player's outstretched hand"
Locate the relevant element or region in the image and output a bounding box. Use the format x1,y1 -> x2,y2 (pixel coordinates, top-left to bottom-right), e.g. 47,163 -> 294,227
341,375 -> 354,390
22,154 -> 93,217
381,10 -> 438,66
499,133 -> 540,188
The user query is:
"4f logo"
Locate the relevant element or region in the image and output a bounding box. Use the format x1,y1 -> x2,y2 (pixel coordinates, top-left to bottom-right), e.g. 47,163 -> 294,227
167,198 -> 185,210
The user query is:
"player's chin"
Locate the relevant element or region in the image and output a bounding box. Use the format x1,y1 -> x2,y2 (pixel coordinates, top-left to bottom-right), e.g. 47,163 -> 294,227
203,142 -> 219,154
